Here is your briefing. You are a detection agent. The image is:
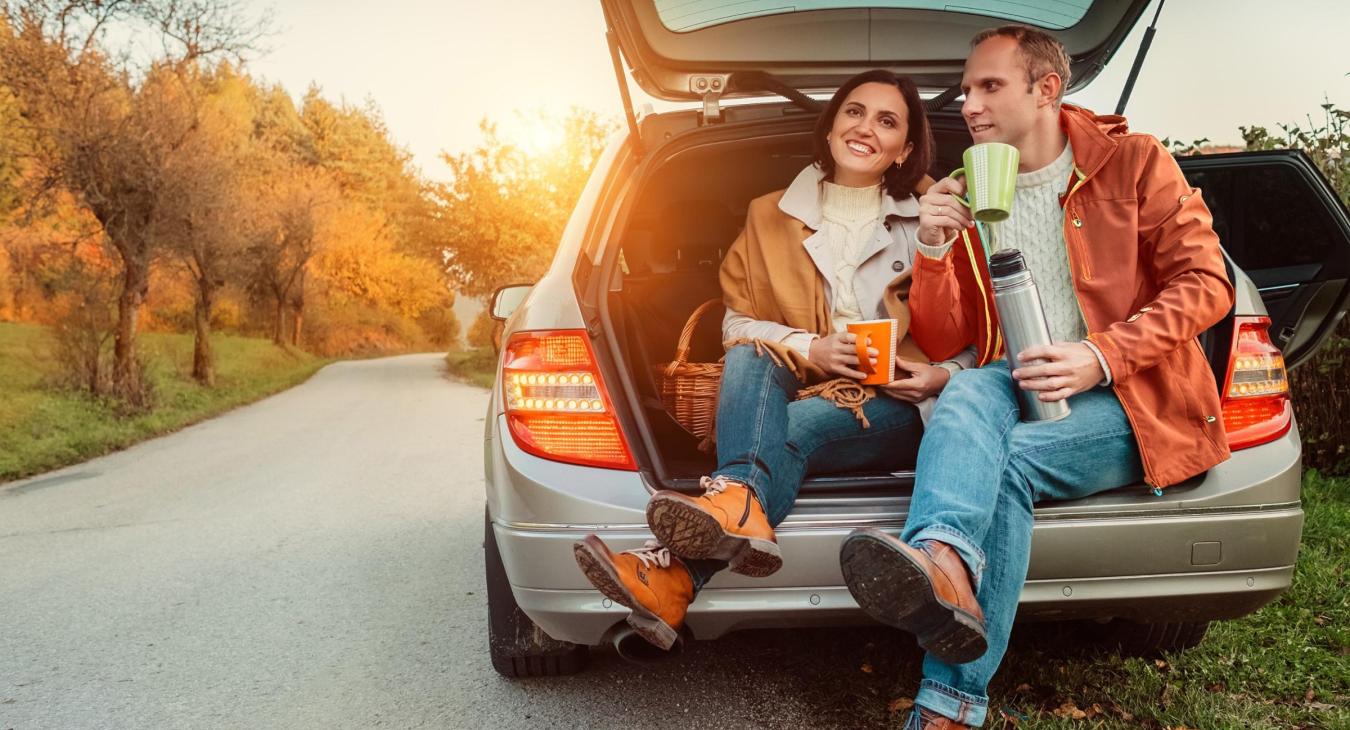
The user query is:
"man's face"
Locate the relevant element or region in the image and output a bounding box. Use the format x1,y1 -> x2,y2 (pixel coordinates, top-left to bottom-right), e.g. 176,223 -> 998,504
961,36 -> 1042,147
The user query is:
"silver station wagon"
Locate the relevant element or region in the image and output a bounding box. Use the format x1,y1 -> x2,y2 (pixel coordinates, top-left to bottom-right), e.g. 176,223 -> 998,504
481,0 -> 1350,677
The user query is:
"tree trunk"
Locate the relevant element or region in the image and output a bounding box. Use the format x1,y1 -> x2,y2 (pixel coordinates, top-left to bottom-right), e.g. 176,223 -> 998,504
192,280 -> 216,386
112,258 -> 150,405
86,329 -> 101,395
273,295 -> 286,345
290,304 -> 303,347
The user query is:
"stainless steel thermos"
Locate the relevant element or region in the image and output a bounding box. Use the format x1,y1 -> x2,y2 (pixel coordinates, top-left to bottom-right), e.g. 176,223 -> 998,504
989,249 -> 1072,422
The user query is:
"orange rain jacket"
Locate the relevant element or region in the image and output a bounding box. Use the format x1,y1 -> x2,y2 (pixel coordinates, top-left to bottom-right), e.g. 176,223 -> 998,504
910,104 -> 1236,488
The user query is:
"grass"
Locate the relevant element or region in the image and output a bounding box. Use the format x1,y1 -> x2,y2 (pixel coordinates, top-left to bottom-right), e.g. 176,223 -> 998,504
0,322 -> 330,483
443,346 -> 497,389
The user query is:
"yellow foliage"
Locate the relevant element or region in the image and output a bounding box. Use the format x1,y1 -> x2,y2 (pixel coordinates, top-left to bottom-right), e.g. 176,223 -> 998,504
312,203 -> 450,320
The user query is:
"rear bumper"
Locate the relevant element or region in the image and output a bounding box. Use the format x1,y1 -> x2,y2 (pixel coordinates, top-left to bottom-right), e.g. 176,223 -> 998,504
487,415 -> 1305,646
508,565 -> 1294,644
494,506 -> 1300,644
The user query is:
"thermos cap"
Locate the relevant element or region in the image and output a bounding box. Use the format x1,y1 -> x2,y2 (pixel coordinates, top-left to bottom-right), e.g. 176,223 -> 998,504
989,249 -> 1028,279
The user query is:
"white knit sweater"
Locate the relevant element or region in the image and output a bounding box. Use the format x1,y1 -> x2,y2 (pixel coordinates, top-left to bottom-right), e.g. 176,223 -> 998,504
820,181 -> 883,333
997,142 -> 1084,344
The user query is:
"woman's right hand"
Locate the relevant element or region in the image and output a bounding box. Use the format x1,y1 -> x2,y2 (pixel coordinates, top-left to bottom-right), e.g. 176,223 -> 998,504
916,176 -> 975,246
808,332 -> 875,380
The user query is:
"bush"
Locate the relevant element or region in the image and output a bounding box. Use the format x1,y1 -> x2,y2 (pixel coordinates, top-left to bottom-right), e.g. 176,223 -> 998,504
302,300 -> 429,357
467,309 -> 495,349
46,289 -> 113,394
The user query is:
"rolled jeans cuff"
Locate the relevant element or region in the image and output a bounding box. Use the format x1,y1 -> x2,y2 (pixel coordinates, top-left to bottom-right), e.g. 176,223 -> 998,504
916,679 -> 989,727
910,524 -> 986,591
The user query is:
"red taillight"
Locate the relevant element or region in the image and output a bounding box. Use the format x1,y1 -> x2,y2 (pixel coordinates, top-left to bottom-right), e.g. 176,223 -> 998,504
1220,316 -> 1293,450
500,330 -> 636,471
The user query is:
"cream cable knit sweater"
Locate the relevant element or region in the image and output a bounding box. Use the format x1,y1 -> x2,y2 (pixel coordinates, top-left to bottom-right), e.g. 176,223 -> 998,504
820,181 -> 883,333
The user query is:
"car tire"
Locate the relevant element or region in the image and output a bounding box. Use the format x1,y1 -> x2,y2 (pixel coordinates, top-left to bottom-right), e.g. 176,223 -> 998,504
484,508 -> 589,678
1085,618 -> 1210,657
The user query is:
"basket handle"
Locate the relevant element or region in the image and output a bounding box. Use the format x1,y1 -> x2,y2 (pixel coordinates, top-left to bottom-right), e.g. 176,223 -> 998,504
665,298 -> 723,377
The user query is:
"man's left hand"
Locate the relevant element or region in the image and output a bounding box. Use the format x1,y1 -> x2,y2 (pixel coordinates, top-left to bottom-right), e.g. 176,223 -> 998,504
1012,343 -> 1104,402
880,356 -> 952,403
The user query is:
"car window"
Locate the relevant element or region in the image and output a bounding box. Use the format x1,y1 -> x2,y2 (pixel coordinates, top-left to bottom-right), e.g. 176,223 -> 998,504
656,0 -> 1093,33
1183,163 -> 1337,287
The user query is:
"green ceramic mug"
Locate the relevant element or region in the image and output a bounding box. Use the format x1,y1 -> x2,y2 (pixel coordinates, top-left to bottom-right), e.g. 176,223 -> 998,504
950,142 -> 1020,222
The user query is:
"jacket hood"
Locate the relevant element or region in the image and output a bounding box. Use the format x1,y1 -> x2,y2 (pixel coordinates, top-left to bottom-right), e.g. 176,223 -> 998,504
1061,103 -> 1131,179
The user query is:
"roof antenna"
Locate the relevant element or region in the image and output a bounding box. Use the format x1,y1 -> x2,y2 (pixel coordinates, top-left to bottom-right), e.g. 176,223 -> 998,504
1114,0 -> 1166,116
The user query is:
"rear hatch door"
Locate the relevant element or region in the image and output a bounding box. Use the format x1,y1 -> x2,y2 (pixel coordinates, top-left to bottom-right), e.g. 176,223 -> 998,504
601,0 -> 1151,101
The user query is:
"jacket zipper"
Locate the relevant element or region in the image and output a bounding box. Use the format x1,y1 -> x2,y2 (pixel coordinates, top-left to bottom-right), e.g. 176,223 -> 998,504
1062,170 -> 1094,281
1061,166 -> 1161,487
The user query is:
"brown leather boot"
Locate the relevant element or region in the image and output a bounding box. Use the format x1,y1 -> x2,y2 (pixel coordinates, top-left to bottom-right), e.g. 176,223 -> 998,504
908,706 -> 972,730
839,528 -> 987,664
646,476 -> 782,577
573,535 -> 693,651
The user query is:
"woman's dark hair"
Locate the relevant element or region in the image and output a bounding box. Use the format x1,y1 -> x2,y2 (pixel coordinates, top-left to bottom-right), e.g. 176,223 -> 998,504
812,69 -> 933,199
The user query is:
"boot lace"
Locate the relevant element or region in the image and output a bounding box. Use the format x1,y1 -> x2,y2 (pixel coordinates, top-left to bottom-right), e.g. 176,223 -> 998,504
622,539 -> 671,569
698,475 -> 739,496
699,475 -> 754,528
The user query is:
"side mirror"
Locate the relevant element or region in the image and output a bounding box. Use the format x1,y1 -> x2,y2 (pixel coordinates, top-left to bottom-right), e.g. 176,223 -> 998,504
490,284 -> 533,322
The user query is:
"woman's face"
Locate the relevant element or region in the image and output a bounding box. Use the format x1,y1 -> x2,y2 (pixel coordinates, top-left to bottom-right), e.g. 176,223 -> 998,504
827,82 -> 913,187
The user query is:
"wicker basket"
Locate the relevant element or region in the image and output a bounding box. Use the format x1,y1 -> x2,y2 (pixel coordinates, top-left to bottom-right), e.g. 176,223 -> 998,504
654,298 -> 724,440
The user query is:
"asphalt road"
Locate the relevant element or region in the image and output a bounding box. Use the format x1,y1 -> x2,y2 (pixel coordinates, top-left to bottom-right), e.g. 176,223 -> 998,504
0,354 -> 930,730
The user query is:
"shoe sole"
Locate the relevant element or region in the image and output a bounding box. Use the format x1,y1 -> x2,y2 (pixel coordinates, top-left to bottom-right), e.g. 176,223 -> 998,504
572,536 -> 678,651
839,530 -> 988,665
646,493 -> 783,578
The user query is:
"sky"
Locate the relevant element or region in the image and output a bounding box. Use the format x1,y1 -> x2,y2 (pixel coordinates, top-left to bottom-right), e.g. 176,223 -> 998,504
243,0 -> 1349,182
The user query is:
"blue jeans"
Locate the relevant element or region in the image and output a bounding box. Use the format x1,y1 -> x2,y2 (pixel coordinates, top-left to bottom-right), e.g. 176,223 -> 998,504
902,362 -> 1143,727
683,344 -> 925,590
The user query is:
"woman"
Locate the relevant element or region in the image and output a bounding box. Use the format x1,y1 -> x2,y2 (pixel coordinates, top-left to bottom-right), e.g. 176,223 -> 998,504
573,70 -> 975,651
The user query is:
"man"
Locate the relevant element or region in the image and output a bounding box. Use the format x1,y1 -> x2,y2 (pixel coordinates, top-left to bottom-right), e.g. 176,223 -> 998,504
838,25 -> 1235,730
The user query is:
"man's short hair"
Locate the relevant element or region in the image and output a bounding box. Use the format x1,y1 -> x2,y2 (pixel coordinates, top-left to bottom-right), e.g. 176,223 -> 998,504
971,25 -> 1072,105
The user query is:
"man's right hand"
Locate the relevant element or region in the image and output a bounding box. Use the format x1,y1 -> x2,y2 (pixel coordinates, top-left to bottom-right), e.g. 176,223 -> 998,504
808,332 -> 874,380
916,176 -> 975,246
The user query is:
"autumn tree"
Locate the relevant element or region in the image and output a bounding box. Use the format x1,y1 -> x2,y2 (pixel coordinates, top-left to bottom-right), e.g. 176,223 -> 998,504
249,168 -> 336,345
430,109 -> 614,299
158,65 -> 255,384
0,0 -> 265,404
301,90 -> 427,253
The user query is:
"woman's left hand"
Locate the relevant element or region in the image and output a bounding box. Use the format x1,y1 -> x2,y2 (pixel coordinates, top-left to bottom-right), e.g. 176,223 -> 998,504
879,356 -> 951,403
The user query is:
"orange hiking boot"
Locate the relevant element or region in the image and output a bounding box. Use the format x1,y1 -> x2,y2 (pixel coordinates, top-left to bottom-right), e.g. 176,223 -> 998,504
572,535 -> 693,651
646,476 -> 782,577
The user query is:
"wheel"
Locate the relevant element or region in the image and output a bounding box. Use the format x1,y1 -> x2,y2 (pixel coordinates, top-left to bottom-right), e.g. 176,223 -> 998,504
484,508 -> 588,677
1084,618 -> 1210,657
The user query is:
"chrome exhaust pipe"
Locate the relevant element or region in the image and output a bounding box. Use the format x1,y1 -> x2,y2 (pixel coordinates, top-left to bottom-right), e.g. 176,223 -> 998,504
606,621 -> 688,663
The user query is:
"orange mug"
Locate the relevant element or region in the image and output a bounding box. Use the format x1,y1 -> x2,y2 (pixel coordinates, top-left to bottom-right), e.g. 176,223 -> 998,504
846,319 -> 897,386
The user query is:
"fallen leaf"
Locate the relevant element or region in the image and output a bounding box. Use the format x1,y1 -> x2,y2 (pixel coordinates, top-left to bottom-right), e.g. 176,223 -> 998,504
1308,702 -> 1335,711
887,698 -> 914,713
860,662 -> 873,674
1154,659 -> 1168,670
1014,683 -> 1032,693
1305,688 -> 1316,702
1206,682 -> 1226,693
1086,703 -> 1104,719
1052,701 -> 1087,720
